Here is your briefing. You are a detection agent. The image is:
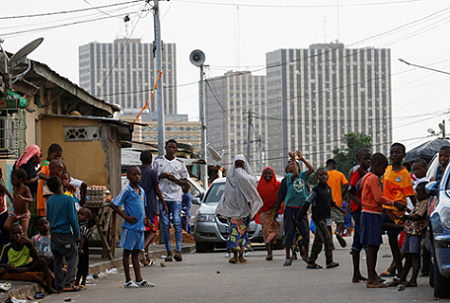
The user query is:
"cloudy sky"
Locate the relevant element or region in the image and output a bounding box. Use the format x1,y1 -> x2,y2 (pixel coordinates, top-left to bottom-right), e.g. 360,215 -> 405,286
2,0 -> 450,151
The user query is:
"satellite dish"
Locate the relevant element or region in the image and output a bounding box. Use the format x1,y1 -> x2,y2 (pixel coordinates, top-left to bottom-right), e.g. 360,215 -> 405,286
207,145 -> 222,161
9,38 -> 43,66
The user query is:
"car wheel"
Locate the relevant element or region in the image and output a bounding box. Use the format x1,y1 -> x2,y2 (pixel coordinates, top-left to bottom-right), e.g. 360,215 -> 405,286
195,242 -> 214,253
433,249 -> 450,298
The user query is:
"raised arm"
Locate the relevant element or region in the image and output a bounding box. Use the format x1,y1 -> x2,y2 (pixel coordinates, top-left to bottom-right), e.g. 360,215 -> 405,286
296,150 -> 314,176
289,152 -> 299,179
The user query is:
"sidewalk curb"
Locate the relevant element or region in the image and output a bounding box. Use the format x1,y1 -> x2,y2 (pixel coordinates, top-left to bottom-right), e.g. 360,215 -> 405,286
0,281 -> 44,303
89,245 -> 195,274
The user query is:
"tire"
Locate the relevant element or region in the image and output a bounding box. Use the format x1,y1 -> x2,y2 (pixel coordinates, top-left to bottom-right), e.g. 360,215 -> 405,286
195,242 -> 214,253
433,249 -> 450,298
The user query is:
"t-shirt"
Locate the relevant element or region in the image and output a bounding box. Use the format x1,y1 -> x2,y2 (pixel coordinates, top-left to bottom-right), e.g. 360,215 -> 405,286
139,165 -> 159,218
404,198 -> 428,238
284,171 -> 309,208
31,234 -> 52,258
78,222 -> 91,252
348,167 -> 367,213
152,156 -> 189,202
46,194 -> 80,239
327,169 -> 349,207
361,173 -> 394,214
0,195 -> 6,216
0,243 -> 32,267
383,166 -> 415,218
112,184 -> 146,232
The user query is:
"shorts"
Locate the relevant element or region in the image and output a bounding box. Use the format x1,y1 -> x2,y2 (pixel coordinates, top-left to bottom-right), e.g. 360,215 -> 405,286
402,234 -> 421,254
331,207 -> 344,224
351,210 -> 363,252
381,211 -> 401,238
284,207 -> 308,246
144,216 -> 158,232
119,229 -> 144,251
360,212 -> 383,247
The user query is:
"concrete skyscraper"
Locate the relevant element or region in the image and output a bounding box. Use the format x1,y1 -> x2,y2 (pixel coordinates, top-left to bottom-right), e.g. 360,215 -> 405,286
266,42 -> 392,174
205,71 -> 267,171
79,38 -> 177,113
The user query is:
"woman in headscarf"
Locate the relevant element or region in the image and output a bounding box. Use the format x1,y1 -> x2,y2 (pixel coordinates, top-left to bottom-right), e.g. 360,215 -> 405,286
257,167 -> 281,261
216,154 -> 263,264
15,145 -> 42,236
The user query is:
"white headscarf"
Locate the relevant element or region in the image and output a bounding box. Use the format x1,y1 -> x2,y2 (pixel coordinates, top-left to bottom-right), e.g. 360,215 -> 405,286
215,154 -> 263,219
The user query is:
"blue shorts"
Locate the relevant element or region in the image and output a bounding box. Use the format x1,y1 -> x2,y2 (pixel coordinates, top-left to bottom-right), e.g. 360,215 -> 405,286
360,212 -> 383,247
119,229 -> 144,251
402,234 -> 421,254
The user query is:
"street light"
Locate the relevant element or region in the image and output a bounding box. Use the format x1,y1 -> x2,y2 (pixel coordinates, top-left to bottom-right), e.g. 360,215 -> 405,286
398,58 -> 450,76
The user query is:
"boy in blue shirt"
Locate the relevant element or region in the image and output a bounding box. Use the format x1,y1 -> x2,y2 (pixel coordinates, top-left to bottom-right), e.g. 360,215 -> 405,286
280,150 -> 314,266
46,176 -> 80,292
110,166 -> 154,288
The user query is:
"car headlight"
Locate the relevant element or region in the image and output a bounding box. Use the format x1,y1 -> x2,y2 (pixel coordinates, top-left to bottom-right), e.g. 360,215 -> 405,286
440,207 -> 450,230
196,214 -> 216,222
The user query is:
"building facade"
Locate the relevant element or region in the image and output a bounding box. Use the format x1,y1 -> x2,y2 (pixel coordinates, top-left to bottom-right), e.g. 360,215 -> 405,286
266,43 -> 392,174
79,39 -> 177,113
205,71 -> 267,171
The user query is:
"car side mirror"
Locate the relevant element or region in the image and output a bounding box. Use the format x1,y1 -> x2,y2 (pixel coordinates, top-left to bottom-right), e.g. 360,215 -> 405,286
425,181 -> 439,196
192,197 -> 202,205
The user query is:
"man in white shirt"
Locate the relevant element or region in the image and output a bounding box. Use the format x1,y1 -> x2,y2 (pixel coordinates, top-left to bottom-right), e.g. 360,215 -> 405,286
152,139 -> 189,261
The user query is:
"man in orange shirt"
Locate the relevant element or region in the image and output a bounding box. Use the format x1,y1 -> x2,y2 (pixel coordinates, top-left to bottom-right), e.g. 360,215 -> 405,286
326,159 -> 349,247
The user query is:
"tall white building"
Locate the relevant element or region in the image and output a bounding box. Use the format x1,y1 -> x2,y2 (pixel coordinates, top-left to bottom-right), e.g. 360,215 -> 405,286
205,71 -> 267,172
266,42 -> 392,174
79,39 -> 177,113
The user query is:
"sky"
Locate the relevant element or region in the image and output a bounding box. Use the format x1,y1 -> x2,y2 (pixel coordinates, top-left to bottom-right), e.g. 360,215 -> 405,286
2,0 -> 450,152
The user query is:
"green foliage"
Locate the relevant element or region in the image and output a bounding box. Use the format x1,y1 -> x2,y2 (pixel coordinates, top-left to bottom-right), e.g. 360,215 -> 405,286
332,132 -> 372,176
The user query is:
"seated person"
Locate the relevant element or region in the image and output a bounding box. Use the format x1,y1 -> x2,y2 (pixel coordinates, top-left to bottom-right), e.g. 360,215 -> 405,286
0,223 -> 56,293
31,216 -> 53,269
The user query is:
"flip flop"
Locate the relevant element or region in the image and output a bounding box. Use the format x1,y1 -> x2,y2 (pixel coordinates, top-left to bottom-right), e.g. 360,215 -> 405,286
403,281 -> 417,287
265,255 -> 273,261
228,257 -> 238,264
336,234 -> 347,248
326,262 -> 340,269
124,280 -> 139,288
63,285 -> 81,292
366,282 -> 389,288
283,259 -> 293,266
306,263 -> 323,269
380,270 -> 395,277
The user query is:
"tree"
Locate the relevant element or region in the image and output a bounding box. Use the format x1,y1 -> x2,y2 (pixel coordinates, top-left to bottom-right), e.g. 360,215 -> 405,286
332,132 -> 372,176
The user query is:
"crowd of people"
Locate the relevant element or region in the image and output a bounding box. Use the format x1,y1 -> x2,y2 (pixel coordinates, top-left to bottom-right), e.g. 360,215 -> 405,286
216,143 -> 450,290
0,137 -> 448,293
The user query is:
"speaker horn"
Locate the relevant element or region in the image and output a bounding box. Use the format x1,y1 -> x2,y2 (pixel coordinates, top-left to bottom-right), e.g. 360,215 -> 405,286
189,49 -> 205,67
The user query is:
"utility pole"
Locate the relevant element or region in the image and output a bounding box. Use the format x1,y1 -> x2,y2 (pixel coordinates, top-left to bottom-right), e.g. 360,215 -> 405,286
199,66 -> 208,189
439,120 -> 446,138
246,111 -> 252,161
153,0 -> 165,156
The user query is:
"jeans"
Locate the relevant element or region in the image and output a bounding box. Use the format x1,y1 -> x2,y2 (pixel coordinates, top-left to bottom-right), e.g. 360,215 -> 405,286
51,233 -> 78,290
159,201 -> 182,253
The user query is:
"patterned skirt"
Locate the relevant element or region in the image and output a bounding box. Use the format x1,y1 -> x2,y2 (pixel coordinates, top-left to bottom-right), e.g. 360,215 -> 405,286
259,205 -> 280,244
228,216 -> 251,252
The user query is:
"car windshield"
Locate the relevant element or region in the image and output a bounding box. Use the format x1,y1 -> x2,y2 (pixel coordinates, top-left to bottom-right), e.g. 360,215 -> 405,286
203,182 -> 225,204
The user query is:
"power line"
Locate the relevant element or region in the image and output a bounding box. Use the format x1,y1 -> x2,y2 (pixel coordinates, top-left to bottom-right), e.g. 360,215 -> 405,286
0,1 -> 142,20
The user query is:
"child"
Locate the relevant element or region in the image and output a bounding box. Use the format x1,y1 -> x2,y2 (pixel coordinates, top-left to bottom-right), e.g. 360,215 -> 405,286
0,223 -> 56,293
296,168 -> 344,269
37,143 -> 62,216
61,171 -> 82,211
46,176 -> 80,292
31,216 -> 53,268
4,169 -> 33,234
182,183 -> 192,234
0,168 -> 13,250
381,143 -> 416,277
75,207 -> 92,288
110,166 -> 154,288
391,182 -> 429,288
431,145 -> 450,184
278,151 -> 314,266
139,151 -> 167,267
359,153 -> 405,288
43,160 -> 64,202
347,148 -> 371,283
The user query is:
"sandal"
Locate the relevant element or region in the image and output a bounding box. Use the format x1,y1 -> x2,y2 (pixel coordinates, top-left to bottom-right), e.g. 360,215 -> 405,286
229,257 -> 238,264
283,259 -> 293,266
124,280 -> 139,288
136,280 -> 155,288
335,234 -> 347,248
266,255 -> 273,261
380,270 -> 395,277
326,262 -> 340,269
165,255 -> 173,262
63,285 -> 81,292
174,253 -> 182,262
306,263 -> 323,269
